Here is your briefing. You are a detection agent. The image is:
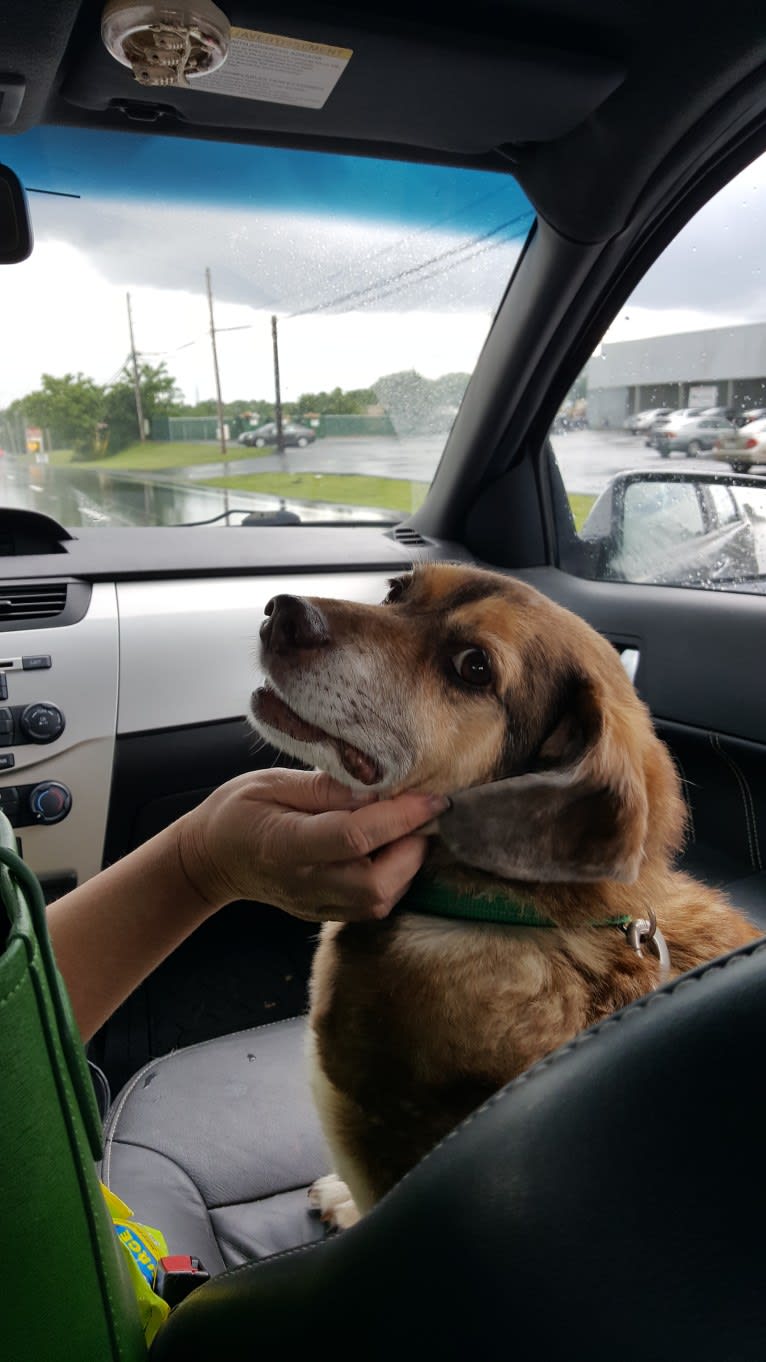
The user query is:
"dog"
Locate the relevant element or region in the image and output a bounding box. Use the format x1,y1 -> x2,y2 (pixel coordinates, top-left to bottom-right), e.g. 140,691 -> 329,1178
251,562 -> 759,1229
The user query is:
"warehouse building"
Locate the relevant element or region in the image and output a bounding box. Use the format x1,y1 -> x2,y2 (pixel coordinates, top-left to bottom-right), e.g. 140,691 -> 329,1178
586,321 -> 766,427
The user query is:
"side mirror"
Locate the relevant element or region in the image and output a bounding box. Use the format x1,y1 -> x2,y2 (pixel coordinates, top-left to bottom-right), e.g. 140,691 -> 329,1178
0,163 -> 32,264
579,469 -> 766,588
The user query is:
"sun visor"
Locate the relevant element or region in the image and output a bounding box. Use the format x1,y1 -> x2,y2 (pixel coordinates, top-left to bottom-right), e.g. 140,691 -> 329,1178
59,17 -> 624,155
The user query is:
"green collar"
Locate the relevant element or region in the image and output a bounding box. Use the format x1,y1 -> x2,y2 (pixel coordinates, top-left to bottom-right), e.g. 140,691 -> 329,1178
397,873 -> 630,929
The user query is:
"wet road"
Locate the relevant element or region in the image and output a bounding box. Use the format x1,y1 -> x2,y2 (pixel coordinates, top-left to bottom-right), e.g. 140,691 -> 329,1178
182,429 -> 732,497
184,435 -> 447,485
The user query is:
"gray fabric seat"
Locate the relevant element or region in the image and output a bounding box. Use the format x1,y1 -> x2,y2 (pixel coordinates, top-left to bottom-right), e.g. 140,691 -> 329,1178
101,1017 -> 328,1275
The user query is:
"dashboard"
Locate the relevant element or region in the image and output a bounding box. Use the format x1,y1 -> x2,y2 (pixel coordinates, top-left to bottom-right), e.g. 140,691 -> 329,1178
2,519 -> 763,912
0,524 -> 421,894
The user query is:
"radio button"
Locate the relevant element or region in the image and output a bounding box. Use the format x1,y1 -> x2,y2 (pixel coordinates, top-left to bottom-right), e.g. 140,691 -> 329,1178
19,703 -> 65,743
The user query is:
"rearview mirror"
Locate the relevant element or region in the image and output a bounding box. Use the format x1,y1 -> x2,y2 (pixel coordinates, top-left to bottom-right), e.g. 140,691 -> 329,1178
580,470 -> 766,590
0,163 -> 32,263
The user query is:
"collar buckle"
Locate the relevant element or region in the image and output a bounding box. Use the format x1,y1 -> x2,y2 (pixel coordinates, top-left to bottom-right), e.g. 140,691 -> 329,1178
623,909 -> 671,987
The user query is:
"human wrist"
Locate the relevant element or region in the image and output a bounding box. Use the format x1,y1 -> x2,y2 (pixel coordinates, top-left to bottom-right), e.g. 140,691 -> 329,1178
173,807 -> 233,916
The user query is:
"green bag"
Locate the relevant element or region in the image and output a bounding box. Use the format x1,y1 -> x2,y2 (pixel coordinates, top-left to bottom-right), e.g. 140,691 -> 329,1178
0,812 -> 145,1362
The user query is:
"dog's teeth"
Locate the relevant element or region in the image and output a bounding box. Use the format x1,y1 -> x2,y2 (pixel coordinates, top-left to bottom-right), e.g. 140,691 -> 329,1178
339,742 -> 379,785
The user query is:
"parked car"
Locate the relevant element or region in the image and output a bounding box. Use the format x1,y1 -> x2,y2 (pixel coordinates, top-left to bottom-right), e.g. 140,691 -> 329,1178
653,413 -> 734,457
239,422 -> 316,448
712,417 -> 766,472
700,405 -> 740,421
734,406 -> 766,427
623,406 -> 672,434
645,407 -> 706,445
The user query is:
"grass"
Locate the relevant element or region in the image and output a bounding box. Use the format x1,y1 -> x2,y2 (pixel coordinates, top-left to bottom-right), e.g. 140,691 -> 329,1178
47,441 -> 264,471
46,446 -> 596,525
202,470 -> 431,513
568,492 -> 596,530
204,471 -> 597,524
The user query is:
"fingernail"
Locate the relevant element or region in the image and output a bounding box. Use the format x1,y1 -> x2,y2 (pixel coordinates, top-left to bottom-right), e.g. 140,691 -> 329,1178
426,794 -> 450,814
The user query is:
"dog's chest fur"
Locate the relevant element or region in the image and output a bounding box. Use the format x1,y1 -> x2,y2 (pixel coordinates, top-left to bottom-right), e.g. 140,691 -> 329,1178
308,906 -> 654,1206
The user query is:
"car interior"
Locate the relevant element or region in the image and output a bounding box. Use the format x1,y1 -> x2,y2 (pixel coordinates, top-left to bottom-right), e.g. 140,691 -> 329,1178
2,0 -> 766,1357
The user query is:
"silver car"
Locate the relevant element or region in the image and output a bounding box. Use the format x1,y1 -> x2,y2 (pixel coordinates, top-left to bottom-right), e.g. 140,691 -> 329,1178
645,408 -> 706,446
712,417 -> 766,472
652,413 -> 735,457
623,406 -> 672,435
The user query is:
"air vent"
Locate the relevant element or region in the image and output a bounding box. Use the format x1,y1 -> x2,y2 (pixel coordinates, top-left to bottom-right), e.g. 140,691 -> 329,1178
392,526 -> 430,546
0,583 -> 68,622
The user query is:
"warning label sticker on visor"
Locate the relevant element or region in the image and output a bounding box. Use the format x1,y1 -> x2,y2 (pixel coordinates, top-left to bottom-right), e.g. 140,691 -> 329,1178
194,28 -> 353,109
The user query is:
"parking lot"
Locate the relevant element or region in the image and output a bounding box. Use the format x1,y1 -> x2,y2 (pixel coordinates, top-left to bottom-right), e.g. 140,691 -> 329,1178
188,428 -> 731,499
549,428 -> 730,495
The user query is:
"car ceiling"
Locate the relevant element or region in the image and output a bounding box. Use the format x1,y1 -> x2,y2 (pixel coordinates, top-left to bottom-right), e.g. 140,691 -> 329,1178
1,0 -> 765,245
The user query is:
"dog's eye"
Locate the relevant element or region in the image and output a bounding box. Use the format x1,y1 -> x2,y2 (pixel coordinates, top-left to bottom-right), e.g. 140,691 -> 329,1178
451,648 -> 492,687
383,579 -> 405,605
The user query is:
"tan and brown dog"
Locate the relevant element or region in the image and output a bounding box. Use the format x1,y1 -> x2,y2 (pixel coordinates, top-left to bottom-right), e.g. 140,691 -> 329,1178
251,563 -> 758,1227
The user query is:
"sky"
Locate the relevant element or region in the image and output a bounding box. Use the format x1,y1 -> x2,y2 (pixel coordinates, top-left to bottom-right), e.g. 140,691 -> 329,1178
1,129 -> 765,409
0,201 -> 525,406
601,151 -> 766,347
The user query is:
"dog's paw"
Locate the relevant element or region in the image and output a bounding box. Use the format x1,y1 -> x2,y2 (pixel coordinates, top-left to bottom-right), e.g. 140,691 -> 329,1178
308,1173 -> 360,1231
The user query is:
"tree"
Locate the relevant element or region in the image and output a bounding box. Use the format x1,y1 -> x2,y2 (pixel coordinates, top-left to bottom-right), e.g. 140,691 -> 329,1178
295,386 -> 377,416
101,361 -> 182,454
431,372 -> 471,411
23,372 -> 105,456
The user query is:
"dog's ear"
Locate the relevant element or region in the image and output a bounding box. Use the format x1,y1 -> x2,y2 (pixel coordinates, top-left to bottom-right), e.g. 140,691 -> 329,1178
435,672 -> 649,884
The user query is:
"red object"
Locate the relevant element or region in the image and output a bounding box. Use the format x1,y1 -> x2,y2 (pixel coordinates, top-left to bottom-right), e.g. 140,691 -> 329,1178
155,1254 -> 210,1307
159,1255 -> 203,1274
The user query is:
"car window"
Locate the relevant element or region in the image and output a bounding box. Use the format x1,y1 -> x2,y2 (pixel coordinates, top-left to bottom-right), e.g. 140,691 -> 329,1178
624,480 -> 704,543
0,126 -> 533,528
708,484 -> 740,524
552,145 -> 766,594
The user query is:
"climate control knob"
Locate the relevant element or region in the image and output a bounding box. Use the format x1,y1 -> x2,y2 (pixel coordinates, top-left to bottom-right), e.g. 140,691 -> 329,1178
19,703 -> 65,744
28,781 -> 72,825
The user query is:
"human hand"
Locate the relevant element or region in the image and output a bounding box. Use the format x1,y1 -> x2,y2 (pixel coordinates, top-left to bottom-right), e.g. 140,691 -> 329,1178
176,768 -> 448,922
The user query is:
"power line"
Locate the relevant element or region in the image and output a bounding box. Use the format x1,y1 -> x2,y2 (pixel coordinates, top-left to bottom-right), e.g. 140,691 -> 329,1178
310,182 -> 522,294
333,223 -> 532,312
285,209 -> 533,320
113,205 -> 533,377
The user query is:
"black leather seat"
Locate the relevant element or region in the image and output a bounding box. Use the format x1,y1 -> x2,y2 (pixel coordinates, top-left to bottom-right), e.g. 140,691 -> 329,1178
146,932 -> 766,1361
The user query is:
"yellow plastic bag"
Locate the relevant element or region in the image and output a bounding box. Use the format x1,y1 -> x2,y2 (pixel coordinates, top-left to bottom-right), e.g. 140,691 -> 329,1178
101,1183 -> 171,1346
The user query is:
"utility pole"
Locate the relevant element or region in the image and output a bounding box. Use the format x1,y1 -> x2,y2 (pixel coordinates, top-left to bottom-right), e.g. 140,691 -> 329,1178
271,314 -> 285,461
206,267 -> 228,465
126,292 -> 146,443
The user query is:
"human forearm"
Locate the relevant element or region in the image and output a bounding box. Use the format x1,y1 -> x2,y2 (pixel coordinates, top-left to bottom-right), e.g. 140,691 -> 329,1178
45,770 -> 445,1045
47,819 -> 218,1043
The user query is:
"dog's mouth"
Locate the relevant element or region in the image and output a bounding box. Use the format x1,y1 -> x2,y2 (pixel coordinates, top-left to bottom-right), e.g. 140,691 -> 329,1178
252,685 -> 383,786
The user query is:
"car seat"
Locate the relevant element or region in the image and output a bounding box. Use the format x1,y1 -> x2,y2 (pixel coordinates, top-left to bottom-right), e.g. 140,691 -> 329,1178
5,801 -> 766,1361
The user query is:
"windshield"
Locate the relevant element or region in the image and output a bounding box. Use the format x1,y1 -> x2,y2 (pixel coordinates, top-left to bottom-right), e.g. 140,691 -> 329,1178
0,127 -> 533,528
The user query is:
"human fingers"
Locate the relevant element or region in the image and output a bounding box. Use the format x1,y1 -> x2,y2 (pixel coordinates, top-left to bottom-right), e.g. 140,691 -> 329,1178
243,767 -> 376,814
347,833 -> 430,916
293,791 -> 449,863
293,833 -> 429,922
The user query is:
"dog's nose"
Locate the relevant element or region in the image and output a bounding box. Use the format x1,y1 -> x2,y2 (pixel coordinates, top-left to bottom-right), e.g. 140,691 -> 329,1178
260,595 -> 330,654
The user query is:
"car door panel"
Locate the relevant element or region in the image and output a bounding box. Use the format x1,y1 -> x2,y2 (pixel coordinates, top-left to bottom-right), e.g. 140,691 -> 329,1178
508,563 -> 766,916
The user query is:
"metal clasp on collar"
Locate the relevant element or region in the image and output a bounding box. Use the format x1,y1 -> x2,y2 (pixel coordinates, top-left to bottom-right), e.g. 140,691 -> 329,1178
623,909 -> 671,988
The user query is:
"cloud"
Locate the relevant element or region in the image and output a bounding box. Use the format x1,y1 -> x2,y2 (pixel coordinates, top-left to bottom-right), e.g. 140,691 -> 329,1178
4,139 -> 765,409
605,148 -> 766,340
0,193 -> 526,405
